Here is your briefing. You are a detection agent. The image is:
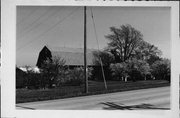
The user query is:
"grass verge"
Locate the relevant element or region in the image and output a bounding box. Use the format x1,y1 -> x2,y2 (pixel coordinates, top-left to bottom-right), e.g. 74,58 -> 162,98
16,80 -> 170,103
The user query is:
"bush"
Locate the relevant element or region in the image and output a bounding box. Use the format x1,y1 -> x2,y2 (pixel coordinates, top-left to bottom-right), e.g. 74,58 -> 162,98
17,66 -> 93,89
40,56 -> 66,88
65,67 -> 84,86
26,73 -> 42,89
63,67 -> 92,86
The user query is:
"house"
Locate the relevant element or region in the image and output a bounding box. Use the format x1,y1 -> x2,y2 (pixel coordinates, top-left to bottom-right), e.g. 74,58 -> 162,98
19,67 -> 40,73
16,67 -> 27,88
36,46 -> 97,68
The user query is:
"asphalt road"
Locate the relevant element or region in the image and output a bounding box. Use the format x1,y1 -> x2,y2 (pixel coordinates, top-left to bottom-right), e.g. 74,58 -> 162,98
16,87 -> 170,110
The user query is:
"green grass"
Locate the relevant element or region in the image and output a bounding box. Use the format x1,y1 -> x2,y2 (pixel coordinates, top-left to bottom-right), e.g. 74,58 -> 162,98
16,80 -> 170,103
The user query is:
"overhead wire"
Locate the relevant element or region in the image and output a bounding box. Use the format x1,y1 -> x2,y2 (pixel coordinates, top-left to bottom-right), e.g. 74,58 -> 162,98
17,7 -> 55,39
17,7 -> 39,25
90,7 -> 107,90
17,7 -> 80,51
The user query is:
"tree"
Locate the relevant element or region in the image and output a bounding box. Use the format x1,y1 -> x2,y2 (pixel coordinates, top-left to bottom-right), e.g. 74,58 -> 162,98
110,62 -> 129,81
40,56 -> 66,88
137,60 -> 151,80
135,41 -> 162,65
92,50 -> 115,66
125,58 -> 151,81
105,24 -> 143,63
110,58 -> 151,82
151,59 -> 170,81
92,50 -> 114,81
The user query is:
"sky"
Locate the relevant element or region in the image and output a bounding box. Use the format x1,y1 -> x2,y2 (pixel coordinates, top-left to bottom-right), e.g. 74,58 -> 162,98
16,6 -> 171,67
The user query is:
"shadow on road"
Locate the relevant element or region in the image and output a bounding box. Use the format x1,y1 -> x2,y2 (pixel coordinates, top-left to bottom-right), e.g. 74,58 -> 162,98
100,102 -> 170,110
16,105 -> 36,110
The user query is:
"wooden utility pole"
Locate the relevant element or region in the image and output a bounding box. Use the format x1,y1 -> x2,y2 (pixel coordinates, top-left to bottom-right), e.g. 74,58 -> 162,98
84,6 -> 88,93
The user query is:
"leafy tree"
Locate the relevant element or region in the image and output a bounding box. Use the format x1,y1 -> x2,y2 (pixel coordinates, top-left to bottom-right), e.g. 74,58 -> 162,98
92,50 -> 114,81
137,60 -> 151,80
92,24 -> 164,81
110,58 -> 151,82
135,41 -> 162,65
105,24 -> 143,63
105,24 -> 162,64
146,54 -> 162,66
40,56 -> 66,88
110,62 -> 129,81
92,50 -> 115,66
126,58 -> 151,81
151,59 -> 170,81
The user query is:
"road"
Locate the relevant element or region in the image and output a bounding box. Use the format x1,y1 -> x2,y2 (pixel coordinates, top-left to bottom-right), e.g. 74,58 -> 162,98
16,87 -> 170,110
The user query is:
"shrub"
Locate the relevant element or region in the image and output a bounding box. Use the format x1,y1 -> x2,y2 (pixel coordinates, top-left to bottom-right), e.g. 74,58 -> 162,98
63,67 -> 92,86
65,67 -> 84,86
40,56 -> 66,88
26,73 -> 42,89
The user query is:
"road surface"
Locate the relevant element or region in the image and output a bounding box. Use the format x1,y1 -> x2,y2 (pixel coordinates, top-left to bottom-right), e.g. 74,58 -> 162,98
16,87 -> 170,110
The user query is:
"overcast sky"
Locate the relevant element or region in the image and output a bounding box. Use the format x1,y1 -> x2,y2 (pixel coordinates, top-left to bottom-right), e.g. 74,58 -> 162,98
16,6 -> 170,67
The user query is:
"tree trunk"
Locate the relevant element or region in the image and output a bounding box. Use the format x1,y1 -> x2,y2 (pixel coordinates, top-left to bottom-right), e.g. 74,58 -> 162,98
121,77 -> 123,81
125,76 -> 127,82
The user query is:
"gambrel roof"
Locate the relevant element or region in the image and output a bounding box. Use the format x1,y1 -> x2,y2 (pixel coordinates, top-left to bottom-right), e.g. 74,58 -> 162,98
36,45 -> 97,67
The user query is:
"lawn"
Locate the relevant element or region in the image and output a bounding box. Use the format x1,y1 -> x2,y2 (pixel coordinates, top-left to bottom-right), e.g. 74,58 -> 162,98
16,80 -> 170,103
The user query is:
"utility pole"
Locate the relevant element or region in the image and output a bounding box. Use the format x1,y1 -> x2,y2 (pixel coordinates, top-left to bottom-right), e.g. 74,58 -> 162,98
84,6 -> 88,93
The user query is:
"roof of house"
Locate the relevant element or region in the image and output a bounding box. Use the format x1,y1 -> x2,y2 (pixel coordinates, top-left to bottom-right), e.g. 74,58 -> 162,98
46,46 -> 97,66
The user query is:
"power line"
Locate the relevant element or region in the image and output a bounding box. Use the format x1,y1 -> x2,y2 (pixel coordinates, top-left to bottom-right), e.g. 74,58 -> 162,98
90,7 -> 107,90
17,7 -> 39,25
17,7 -> 80,51
17,7 -> 54,39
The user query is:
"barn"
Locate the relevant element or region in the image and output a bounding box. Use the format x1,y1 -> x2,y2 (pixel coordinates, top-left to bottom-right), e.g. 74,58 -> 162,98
36,46 -> 96,68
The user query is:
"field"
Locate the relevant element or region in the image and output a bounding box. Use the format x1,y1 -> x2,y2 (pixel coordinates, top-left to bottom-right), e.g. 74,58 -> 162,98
16,80 -> 170,103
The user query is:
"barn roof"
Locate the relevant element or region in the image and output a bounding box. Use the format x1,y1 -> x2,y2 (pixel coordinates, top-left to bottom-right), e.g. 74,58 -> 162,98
46,46 -> 97,66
